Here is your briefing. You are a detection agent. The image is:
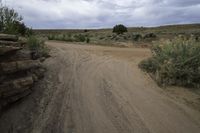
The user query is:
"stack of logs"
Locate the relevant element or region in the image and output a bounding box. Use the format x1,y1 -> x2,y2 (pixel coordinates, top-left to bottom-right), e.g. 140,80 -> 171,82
0,34 -> 45,111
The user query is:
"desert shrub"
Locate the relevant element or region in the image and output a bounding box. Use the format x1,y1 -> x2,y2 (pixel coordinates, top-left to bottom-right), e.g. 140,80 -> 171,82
26,28 -> 34,37
0,3 -> 31,36
107,35 -> 112,38
74,34 -> 86,42
64,37 -> 74,42
113,24 -> 128,34
28,36 -> 41,51
99,36 -> 105,40
143,33 -> 156,39
48,34 -> 73,42
139,36 -> 200,88
15,21 -> 26,36
190,34 -> 200,41
48,34 -> 88,42
62,34 -> 66,40
27,36 -> 50,59
132,34 -> 142,41
47,34 -> 55,40
123,35 -> 127,40
56,34 -> 64,40
86,38 -> 90,43
195,36 -> 199,41
111,34 -> 117,39
67,33 -> 72,38
84,29 -> 89,32
139,58 -> 159,73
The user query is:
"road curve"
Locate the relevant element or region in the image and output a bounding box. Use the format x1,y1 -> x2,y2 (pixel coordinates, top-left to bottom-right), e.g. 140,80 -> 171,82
31,42 -> 200,133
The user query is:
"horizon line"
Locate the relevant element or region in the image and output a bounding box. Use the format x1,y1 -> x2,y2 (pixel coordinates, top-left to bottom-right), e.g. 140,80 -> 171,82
32,23 -> 200,30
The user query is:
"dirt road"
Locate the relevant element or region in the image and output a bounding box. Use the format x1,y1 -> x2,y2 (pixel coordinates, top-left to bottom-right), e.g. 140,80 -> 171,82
31,41 -> 200,133
1,41 -> 200,133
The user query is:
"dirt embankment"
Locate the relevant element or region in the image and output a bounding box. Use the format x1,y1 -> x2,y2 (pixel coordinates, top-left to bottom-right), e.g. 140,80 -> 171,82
0,41 -> 200,133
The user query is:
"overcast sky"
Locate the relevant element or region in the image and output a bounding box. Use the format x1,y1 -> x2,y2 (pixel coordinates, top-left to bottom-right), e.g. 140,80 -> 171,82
2,0 -> 200,29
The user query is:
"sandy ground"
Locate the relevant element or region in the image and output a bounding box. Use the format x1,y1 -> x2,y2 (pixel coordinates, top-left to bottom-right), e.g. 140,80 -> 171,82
0,41 -> 200,133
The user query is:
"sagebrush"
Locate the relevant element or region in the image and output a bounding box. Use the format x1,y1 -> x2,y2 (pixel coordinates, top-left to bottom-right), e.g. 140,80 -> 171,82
139,36 -> 200,88
0,2 -> 32,36
47,34 -> 88,43
27,36 -> 50,59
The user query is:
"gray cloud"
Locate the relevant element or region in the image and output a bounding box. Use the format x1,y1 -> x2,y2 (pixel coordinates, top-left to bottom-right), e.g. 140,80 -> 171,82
2,0 -> 200,28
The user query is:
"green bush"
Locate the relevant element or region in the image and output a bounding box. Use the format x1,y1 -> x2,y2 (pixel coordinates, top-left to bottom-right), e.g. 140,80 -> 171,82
139,58 -> 159,73
99,36 -> 105,40
47,34 -> 55,40
74,34 -> 86,42
113,24 -> 128,34
139,36 -> 200,88
0,3 -> 32,36
27,36 -> 50,58
132,34 -> 142,41
48,34 -> 88,43
143,33 -> 157,39
67,33 -> 72,38
86,38 -> 90,43
48,34 -> 72,42
28,36 -> 41,50
84,29 -> 89,32
47,34 -> 90,43
64,37 -> 74,42
26,28 -> 33,37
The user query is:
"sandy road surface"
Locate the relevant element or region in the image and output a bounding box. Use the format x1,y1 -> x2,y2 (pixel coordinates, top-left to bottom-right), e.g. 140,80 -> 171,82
31,41 -> 200,133
1,41 -> 200,133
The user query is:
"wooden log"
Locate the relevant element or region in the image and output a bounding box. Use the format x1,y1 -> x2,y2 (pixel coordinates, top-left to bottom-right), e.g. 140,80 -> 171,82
17,60 -> 41,72
0,40 -> 20,46
0,60 -> 41,74
0,34 -> 18,41
0,76 -> 33,98
10,49 -> 32,61
0,61 -> 16,74
0,46 -> 22,55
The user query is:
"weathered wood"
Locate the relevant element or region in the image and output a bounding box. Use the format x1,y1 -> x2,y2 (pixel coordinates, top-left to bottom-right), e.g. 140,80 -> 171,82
17,60 -> 41,71
0,34 -> 46,111
0,40 -> 20,46
0,61 -> 16,74
0,46 -> 22,55
0,34 -> 18,41
0,76 -> 33,98
0,60 -> 41,74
